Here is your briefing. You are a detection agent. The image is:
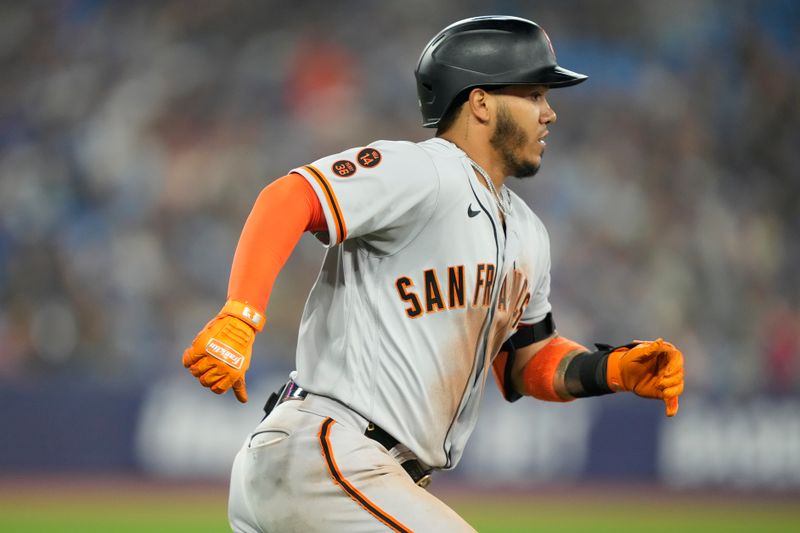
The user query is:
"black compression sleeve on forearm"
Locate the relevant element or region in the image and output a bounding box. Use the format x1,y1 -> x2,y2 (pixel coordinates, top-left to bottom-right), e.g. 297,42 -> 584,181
563,345 -> 615,398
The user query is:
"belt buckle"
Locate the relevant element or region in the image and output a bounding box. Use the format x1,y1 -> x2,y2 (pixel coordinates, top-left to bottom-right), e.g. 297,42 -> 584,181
399,458 -> 433,488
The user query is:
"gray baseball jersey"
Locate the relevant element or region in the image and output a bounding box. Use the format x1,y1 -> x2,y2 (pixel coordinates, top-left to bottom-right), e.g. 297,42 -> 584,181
290,137 -> 552,469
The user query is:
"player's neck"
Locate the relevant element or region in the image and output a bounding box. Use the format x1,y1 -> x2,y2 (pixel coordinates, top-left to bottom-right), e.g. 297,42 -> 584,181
437,133 -> 507,190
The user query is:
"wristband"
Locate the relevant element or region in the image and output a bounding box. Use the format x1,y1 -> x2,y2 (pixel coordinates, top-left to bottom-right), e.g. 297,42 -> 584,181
220,299 -> 266,332
563,343 -> 637,397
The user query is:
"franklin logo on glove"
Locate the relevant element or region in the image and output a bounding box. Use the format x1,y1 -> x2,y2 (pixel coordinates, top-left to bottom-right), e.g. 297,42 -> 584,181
205,339 -> 245,370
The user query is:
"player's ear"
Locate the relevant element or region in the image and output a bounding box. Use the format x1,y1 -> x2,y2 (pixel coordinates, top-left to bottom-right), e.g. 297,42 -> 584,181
466,88 -> 491,125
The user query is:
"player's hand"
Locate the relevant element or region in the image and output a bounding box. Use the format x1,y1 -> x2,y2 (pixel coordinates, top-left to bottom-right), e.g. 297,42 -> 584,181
606,339 -> 684,417
182,300 -> 265,403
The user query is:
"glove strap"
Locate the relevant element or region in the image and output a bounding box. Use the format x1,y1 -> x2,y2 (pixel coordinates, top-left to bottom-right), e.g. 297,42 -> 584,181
604,342 -> 643,391
606,348 -> 624,392
220,300 -> 266,332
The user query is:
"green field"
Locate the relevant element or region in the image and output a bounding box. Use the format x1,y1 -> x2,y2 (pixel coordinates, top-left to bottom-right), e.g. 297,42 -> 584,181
1,478 -> 798,533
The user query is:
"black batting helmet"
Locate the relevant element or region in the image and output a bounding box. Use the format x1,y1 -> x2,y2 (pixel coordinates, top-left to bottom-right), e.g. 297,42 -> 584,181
415,16 -> 587,128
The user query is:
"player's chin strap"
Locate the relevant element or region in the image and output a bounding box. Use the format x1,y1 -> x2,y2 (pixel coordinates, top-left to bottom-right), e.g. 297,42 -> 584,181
263,380 -> 434,488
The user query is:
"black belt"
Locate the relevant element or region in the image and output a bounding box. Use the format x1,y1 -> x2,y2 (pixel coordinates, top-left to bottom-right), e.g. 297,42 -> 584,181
264,381 -> 432,488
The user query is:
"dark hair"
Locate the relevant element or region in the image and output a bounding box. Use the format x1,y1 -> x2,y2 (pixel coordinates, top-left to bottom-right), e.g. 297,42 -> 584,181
434,86 -> 506,136
435,89 -> 471,136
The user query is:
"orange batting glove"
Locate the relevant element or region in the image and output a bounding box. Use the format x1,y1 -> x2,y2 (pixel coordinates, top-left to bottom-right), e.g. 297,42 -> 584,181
607,339 -> 685,417
182,300 -> 265,403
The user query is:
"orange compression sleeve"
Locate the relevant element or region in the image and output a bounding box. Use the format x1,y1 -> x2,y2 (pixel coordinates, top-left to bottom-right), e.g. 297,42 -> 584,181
521,336 -> 588,402
227,173 -> 327,313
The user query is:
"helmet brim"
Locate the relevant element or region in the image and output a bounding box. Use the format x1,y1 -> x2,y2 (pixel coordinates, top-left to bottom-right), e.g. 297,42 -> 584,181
535,65 -> 588,87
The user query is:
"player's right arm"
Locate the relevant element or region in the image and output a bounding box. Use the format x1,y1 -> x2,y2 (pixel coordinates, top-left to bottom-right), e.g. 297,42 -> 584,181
183,142 -> 437,402
182,174 -> 326,403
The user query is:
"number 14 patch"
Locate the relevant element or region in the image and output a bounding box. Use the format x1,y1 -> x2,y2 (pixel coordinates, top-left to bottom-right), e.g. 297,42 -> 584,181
357,148 -> 381,168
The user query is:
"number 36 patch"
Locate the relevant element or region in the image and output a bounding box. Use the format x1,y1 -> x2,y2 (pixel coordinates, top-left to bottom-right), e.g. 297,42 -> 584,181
332,160 -> 357,177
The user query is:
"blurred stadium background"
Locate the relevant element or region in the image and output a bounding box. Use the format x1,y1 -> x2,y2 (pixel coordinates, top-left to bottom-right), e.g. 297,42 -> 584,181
1,0 -> 799,531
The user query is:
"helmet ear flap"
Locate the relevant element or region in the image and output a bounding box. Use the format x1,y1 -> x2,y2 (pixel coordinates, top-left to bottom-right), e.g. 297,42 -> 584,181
417,75 -> 435,104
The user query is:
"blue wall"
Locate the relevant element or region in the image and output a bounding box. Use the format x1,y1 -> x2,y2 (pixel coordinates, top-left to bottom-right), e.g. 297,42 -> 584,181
3,377 -> 799,490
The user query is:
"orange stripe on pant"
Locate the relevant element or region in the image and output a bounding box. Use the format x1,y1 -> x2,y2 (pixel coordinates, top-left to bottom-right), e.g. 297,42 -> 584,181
304,165 -> 347,243
318,418 -> 414,533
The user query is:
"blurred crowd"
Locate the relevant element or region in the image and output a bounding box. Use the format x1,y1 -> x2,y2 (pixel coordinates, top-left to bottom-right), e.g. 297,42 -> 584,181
0,0 -> 798,396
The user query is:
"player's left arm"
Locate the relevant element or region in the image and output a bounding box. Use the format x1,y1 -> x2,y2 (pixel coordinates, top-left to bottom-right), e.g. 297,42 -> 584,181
496,213 -> 684,416
493,331 -> 685,416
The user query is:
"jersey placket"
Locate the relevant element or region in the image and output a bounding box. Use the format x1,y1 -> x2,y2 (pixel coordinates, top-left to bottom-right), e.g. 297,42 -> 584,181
465,159 -> 509,385
442,161 -> 509,467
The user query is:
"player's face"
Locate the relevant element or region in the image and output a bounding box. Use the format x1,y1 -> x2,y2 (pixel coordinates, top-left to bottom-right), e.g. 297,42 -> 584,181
489,85 -> 556,178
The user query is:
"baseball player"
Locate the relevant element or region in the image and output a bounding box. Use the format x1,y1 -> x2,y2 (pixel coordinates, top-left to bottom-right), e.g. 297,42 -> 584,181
182,16 -> 685,532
